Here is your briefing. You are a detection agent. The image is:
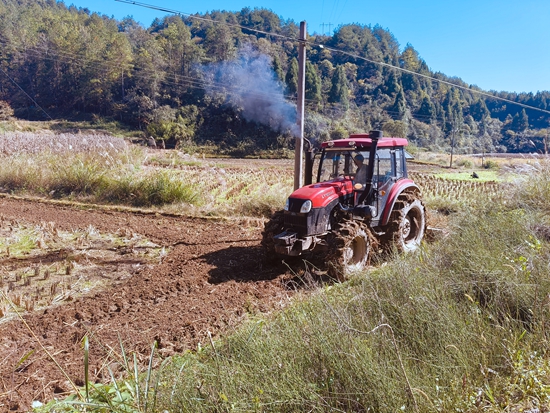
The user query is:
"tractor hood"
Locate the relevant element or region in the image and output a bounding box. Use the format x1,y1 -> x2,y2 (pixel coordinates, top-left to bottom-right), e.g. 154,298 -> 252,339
288,178 -> 354,209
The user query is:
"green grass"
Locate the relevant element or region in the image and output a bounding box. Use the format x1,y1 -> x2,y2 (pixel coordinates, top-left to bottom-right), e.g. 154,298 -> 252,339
0,225 -> 40,256
147,204 -> 549,413
434,170 -> 500,181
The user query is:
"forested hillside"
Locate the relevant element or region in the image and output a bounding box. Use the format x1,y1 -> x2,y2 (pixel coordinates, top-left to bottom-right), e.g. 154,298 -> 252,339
1,0 -> 549,154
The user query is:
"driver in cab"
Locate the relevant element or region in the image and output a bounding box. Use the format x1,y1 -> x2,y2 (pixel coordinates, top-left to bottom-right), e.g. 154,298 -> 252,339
353,153 -> 368,187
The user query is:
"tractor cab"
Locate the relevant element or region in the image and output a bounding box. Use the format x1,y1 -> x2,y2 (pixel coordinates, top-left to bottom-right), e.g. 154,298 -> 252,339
313,132 -> 410,224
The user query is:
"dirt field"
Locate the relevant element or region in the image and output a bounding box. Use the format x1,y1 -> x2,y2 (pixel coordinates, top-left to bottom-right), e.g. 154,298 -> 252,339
0,196 -> 298,412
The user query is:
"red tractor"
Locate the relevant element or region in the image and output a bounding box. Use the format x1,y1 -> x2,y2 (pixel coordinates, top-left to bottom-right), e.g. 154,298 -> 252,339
262,130 -> 426,279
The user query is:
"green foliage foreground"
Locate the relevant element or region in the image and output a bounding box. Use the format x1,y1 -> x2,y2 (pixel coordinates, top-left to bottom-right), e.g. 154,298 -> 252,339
39,164 -> 550,412
152,209 -> 549,412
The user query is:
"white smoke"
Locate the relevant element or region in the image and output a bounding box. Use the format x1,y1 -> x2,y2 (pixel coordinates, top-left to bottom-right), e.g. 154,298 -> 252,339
199,44 -> 299,136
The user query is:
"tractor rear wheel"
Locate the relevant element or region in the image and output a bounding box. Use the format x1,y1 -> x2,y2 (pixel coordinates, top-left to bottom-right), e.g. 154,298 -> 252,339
261,210 -> 285,262
387,195 -> 426,253
327,220 -> 372,281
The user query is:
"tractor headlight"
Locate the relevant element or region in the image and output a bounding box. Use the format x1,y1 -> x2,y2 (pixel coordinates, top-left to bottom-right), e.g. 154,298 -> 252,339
284,199 -> 290,211
300,200 -> 312,213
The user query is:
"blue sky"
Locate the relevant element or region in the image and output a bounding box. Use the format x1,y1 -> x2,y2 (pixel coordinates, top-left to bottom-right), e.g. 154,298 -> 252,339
64,0 -> 550,94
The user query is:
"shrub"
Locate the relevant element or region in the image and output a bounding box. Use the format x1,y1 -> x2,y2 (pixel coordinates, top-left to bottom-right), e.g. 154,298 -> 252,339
484,159 -> 499,169
0,100 -> 14,120
455,158 -> 473,168
507,160 -> 550,214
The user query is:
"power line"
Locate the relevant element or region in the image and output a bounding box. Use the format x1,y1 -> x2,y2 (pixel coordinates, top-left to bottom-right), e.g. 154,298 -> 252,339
0,66 -> 52,119
115,0 -> 550,117
115,0 -> 297,40
0,40 -> 306,105
3,1 -> 550,125
314,43 -> 550,116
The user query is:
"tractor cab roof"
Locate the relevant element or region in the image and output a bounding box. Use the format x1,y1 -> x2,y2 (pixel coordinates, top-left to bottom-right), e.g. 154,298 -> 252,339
322,134 -> 409,150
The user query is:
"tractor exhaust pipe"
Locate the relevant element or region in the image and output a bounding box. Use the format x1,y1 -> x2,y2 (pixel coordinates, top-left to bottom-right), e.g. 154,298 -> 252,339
358,130 -> 382,205
304,138 -> 314,186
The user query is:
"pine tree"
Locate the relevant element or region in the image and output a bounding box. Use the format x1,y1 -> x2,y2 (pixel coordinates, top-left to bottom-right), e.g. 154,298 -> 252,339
272,55 -> 284,83
390,88 -> 407,119
305,61 -> 322,103
518,108 -> 529,131
384,70 -> 401,96
470,99 -> 490,122
417,95 -> 436,123
285,58 -> 299,95
328,65 -> 349,110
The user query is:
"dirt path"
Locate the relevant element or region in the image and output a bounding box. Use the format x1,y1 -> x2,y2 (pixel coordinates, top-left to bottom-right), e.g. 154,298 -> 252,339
0,196 -> 295,412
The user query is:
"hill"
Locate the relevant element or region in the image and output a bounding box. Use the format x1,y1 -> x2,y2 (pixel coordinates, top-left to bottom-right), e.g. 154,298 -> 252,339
0,0 -> 549,155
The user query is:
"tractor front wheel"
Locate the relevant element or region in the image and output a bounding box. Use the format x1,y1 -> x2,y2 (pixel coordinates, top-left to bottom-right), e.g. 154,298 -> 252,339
327,221 -> 372,281
388,195 -> 426,253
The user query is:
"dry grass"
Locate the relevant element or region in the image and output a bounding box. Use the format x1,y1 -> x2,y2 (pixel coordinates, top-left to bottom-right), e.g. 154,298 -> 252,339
0,131 -> 129,155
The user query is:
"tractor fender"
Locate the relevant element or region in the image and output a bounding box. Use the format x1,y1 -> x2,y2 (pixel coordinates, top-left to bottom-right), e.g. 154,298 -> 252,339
380,179 -> 421,226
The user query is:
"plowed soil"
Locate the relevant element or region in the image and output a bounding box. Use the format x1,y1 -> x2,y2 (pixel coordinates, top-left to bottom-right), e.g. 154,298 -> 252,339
0,196 -> 296,412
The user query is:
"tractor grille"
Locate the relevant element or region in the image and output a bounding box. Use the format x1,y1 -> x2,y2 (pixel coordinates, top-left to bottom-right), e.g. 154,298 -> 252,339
284,210 -> 330,237
284,213 -> 307,230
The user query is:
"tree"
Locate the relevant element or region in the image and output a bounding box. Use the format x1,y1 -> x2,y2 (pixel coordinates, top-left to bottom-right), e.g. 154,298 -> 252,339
383,70 -> 401,97
390,88 -> 407,120
305,61 -> 321,103
470,99 -> 490,122
285,57 -> 299,95
515,109 -> 529,132
271,54 -> 284,83
328,65 -> 349,110
417,95 -> 436,123
0,100 -> 14,120
383,119 -> 407,138
204,23 -> 236,62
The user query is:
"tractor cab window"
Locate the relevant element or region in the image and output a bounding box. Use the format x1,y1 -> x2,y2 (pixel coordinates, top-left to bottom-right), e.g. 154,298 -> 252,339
395,149 -> 404,178
375,149 -> 393,186
318,150 -> 367,182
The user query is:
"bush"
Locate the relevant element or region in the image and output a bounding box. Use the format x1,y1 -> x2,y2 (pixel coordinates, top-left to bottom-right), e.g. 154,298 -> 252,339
0,100 -> 14,120
455,158 -> 473,168
484,159 -> 499,169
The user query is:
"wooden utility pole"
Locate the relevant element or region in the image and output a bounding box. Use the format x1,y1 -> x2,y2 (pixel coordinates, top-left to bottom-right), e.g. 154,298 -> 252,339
294,21 -> 306,190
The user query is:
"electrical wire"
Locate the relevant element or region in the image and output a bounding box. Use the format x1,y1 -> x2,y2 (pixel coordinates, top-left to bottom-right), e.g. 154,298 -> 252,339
0,39 -> 306,105
115,0 -> 298,40
115,0 -> 550,117
1,40 -> 537,133
0,66 -> 52,119
2,1 -> 550,127
313,43 -> 550,116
